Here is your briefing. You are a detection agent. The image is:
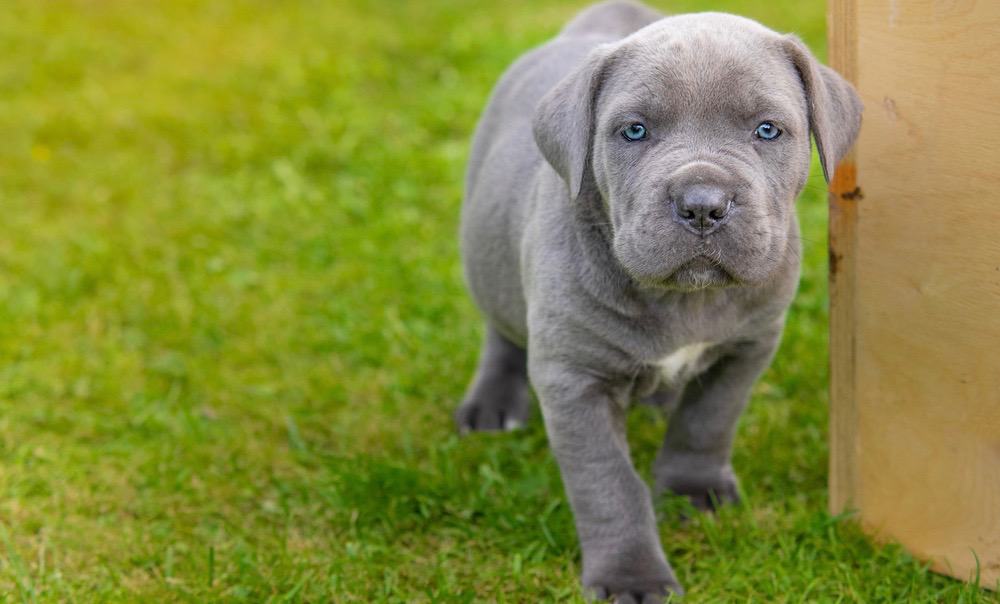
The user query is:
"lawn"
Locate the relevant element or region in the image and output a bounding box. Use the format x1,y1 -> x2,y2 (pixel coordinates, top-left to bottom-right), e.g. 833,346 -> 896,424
0,0 -> 996,601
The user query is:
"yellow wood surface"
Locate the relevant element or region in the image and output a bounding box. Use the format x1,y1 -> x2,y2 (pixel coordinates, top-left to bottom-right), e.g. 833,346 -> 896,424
828,0 -> 1000,588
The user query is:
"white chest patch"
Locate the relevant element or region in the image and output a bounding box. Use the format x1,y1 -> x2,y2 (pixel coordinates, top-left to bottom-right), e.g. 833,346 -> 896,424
657,342 -> 713,385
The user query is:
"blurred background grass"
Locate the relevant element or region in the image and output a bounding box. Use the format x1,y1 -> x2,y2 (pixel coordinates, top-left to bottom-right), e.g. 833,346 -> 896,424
0,0 -> 995,601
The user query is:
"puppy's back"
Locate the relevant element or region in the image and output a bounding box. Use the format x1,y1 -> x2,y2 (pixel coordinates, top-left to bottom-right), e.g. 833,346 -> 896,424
560,0 -> 663,39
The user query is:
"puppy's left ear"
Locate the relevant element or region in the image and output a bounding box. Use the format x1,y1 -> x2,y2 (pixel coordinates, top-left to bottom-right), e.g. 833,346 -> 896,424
782,36 -> 863,182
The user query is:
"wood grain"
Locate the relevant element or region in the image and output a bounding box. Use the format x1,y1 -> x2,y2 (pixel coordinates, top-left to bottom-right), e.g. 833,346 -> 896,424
828,0 -> 1000,589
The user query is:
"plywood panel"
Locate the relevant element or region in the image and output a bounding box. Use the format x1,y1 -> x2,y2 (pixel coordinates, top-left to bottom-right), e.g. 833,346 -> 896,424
829,0 -> 1000,588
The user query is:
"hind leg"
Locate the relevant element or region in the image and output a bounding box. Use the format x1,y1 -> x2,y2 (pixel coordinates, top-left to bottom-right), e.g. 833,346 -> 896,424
455,325 -> 531,432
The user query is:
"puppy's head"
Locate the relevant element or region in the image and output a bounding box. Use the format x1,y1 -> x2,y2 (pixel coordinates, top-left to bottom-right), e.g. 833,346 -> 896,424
534,13 -> 862,291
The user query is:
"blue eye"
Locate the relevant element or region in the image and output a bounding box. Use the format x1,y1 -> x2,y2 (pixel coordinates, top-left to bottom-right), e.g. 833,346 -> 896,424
755,121 -> 781,140
622,123 -> 647,141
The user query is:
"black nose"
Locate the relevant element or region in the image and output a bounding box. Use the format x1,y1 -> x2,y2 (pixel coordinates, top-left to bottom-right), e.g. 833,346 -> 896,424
672,184 -> 733,235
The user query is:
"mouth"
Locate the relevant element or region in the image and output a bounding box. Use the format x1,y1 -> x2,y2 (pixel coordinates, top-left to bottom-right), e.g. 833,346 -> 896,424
664,255 -> 736,291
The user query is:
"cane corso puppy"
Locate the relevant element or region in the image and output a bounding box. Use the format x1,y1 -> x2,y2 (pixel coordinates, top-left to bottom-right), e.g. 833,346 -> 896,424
456,1 -> 861,599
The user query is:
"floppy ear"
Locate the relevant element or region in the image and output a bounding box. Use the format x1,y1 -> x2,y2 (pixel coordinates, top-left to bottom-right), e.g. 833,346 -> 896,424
532,45 -> 614,199
782,36 -> 863,182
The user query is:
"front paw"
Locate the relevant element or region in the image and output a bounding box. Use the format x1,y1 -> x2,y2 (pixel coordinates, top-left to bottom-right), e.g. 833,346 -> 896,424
655,465 -> 741,513
583,558 -> 684,602
587,584 -> 683,603
586,578 -> 684,602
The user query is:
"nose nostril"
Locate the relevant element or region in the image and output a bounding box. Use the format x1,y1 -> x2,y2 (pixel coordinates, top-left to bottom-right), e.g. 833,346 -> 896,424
672,189 -> 733,228
709,198 -> 734,221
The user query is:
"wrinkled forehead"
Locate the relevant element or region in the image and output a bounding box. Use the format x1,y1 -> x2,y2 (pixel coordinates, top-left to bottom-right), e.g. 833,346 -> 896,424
599,17 -> 806,122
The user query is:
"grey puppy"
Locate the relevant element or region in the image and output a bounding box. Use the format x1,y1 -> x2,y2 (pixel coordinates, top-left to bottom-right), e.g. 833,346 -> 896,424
456,1 -> 861,600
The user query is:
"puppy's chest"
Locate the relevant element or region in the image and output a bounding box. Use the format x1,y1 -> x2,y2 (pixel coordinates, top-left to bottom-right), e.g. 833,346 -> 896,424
655,342 -> 715,385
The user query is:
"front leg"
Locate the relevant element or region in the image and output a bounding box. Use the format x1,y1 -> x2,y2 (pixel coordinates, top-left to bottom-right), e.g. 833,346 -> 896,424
654,335 -> 780,511
531,360 -> 683,601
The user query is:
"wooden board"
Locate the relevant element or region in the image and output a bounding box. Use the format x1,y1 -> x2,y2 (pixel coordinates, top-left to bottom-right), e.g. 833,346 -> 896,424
828,0 -> 1000,589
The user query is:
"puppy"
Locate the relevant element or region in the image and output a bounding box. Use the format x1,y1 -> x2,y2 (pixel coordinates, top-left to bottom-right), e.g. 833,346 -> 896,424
456,1 -> 861,599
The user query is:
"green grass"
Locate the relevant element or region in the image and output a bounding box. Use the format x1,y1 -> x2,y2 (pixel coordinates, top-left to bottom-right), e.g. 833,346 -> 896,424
0,0 -> 996,601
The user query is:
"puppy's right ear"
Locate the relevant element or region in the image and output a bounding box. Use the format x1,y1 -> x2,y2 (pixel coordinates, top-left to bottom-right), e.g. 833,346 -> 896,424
532,45 -> 614,200
782,36 -> 863,182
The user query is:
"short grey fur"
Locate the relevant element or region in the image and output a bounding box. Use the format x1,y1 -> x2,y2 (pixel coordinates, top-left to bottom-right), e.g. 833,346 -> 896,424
456,2 -> 862,599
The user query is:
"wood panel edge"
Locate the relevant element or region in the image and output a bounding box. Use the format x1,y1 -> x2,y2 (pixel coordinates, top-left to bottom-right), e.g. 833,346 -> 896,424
826,0 -> 860,516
